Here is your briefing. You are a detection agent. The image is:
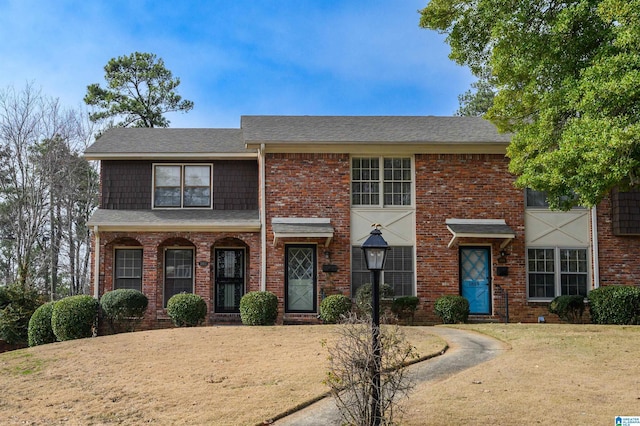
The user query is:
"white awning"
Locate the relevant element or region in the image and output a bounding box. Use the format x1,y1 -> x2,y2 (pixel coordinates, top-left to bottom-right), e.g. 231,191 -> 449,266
446,218 -> 515,249
272,217 -> 334,247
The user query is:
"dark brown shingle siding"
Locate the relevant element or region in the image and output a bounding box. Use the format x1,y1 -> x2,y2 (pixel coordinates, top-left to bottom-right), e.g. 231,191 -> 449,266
612,187 -> 640,235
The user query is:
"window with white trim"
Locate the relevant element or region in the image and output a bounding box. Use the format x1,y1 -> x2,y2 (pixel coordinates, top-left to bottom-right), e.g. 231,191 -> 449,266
351,246 -> 414,297
114,249 -> 142,291
352,157 -> 412,206
154,164 -> 212,208
527,248 -> 588,299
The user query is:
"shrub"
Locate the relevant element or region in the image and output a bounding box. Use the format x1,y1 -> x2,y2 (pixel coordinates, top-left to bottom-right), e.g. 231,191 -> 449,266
319,294 -> 352,324
100,289 -> 148,332
588,285 -> 640,325
548,295 -> 585,323
434,295 -> 469,324
28,302 -> 57,347
51,295 -> 99,341
239,291 -> 278,325
0,284 -> 43,345
355,283 -> 394,317
391,296 -> 420,324
166,293 -> 207,327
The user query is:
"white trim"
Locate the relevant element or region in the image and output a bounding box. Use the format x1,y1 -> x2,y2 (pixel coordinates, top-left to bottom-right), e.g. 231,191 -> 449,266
84,152 -> 258,161
591,207 -> 600,289
93,226 -> 100,299
350,156 -> 414,208
260,144 -> 267,291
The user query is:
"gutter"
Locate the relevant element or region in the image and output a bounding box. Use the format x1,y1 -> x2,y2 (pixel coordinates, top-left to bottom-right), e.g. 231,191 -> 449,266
260,143 -> 267,291
591,207 -> 600,289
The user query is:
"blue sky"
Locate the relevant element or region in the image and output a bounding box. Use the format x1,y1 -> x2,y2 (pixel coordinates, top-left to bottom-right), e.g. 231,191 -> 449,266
0,0 -> 473,128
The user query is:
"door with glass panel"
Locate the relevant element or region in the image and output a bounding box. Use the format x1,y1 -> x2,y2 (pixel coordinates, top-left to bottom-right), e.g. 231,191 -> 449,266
215,248 -> 245,313
460,247 -> 491,314
285,245 -> 317,313
164,249 -> 194,307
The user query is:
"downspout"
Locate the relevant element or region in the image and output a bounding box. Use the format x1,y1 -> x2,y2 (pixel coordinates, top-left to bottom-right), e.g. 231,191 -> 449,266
260,143 -> 267,291
93,225 -> 100,299
591,207 -> 600,289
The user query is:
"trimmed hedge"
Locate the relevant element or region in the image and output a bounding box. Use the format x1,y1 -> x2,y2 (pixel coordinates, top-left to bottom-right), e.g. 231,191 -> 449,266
588,285 -> 640,325
240,291 -> 278,325
548,295 -> 585,323
28,302 -> 57,347
355,283 -> 394,317
100,289 -> 148,332
166,293 -> 207,327
391,296 -> 419,324
51,295 -> 99,341
434,295 -> 469,324
319,294 -> 352,324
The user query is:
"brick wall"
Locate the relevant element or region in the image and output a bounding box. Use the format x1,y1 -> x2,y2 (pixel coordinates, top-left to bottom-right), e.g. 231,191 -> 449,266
414,154 -> 534,322
264,153 -> 351,322
597,195 -> 640,286
92,231 -> 261,330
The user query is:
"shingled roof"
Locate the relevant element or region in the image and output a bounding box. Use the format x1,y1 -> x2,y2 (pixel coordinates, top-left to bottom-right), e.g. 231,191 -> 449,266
84,128 -> 254,159
84,116 -> 512,159
241,116 -> 511,145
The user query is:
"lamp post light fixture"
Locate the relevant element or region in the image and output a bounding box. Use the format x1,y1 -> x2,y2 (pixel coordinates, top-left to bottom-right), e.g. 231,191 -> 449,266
361,224 -> 390,426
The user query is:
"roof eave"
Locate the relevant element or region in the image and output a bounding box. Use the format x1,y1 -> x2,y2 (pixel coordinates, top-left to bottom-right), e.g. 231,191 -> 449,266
83,152 -> 259,161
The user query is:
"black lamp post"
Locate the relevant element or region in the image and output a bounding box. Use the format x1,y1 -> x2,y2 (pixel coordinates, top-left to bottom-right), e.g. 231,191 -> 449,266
361,224 -> 390,426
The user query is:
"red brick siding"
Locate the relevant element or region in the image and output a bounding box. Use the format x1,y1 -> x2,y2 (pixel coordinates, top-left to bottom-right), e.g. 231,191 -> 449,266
414,154 -> 535,322
597,195 -> 640,286
92,231 -> 261,330
264,153 -> 351,322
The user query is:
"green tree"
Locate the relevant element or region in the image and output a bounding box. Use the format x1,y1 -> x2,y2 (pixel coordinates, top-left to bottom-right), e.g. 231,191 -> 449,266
456,67 -> 495,117
84,52 -> 194,128
420,0 -> 640,209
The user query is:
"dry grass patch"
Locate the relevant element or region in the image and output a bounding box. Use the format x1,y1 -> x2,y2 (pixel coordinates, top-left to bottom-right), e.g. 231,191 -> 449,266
404,324 -> 640,425
0,325 -> 444,425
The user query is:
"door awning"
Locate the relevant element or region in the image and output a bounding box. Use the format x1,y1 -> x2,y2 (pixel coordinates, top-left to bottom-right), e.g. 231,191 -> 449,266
446,218 -> 515,249
272,217 -> 334,247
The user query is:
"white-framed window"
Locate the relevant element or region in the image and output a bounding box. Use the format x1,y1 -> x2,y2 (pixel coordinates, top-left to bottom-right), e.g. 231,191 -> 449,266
351,157 -> 412,206
114,248 -> 142,291
351,246 -> 414,297
527,247 -> 589,300
153,164 -> 212,208
164,248 -> 194,307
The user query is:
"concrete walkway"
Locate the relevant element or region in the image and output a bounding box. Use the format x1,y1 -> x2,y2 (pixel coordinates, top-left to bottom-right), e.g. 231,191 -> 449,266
273,327 -> 508,426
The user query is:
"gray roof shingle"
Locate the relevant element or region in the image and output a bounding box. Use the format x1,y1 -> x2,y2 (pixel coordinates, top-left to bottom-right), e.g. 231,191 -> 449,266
241,116 -> 511,145
88,209 -> 260,230
84,128 -> 253,158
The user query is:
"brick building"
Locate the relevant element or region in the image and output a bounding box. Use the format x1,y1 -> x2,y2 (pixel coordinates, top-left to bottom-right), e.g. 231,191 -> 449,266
84,116 -> 640,327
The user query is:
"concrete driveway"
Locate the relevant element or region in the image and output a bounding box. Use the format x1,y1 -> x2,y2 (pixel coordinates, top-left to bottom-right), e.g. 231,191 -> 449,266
273,326 -> 508,426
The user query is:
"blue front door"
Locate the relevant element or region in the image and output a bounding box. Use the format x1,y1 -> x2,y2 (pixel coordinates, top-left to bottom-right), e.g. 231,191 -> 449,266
460,247 -> 491,314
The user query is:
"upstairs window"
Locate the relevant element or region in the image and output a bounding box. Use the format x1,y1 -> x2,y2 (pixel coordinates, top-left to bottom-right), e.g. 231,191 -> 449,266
154,164 -> 212,208
352,157 -> 412,206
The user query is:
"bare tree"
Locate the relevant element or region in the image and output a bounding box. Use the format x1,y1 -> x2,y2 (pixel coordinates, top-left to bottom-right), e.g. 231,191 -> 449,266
324,314 -> 418,425
0,83 -> 98,294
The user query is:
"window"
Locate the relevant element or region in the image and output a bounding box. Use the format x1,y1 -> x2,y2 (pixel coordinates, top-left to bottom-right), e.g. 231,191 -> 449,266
154,164 -> 211,208
525,188 -> 582,209
527,248 -> 588,299
351,246 -> 414,297
164,248 -> 194,307
352,157 -> 412,206
114,249 -> 142,291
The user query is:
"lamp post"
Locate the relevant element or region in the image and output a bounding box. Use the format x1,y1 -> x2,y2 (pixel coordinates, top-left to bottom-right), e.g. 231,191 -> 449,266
361,224 -> 390,426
